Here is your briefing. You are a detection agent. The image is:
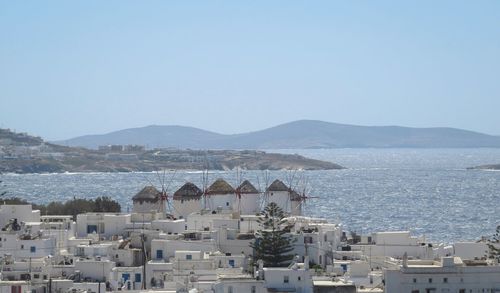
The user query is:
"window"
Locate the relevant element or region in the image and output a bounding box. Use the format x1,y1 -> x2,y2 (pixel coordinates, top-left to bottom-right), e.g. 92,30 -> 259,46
443,277 -> 448,283
186,254 -> 192,260
413,278 -> 417,283
33,274 -> 40,279
228,259 -> 235,267
298,276 -> 301,281
340,264 -> 347,272
156,250 -> 163,260
30,246 -> 36,253
20,245 -> 24,250
284,275 -> 289,283
134,273 -> 141,283
122,273 -> 130,281
87,225 -> 98,234
251,286 -> 256,293
226,202 -> 230,206
429,278 -> 432,283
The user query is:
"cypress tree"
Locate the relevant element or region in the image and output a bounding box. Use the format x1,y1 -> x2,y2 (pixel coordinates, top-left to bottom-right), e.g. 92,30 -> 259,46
487,225 -> 500,260
251,202 -> 296,267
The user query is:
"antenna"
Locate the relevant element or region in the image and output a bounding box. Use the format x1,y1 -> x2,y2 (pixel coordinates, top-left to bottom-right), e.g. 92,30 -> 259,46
200,151 -> 212,211
141,169 -> 179,218
141,231 -> 147,289
258,170 -> 271,209
234,167 -> 244,214
161,169 -> 178,216
292,174 -> 318,216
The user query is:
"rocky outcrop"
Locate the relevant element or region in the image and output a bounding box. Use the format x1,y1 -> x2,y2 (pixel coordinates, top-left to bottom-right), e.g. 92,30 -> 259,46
467,164 -> 500,170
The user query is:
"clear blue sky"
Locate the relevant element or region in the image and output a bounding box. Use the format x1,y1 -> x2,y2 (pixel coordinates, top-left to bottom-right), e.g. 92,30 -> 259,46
1,1 -> 499,140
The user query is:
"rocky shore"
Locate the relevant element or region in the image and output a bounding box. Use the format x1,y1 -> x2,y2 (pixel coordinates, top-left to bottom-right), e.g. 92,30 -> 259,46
467,164 -> 500,170
0,149 -> 344,174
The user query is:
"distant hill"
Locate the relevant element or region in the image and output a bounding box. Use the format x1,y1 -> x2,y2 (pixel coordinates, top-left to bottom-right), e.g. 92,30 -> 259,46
467,164 -> 500,170
56,120 -> 500,149
55,125 -> 223,149
0,128 -> 44,146
1,128 -> 342,173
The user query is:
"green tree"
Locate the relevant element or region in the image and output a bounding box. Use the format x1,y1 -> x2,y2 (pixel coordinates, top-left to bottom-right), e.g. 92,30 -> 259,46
94,196 -> 121,213
0,175 -> 6,197
0,195 -> 121,220
487,225 -> 500,260
250,202 -> 296,267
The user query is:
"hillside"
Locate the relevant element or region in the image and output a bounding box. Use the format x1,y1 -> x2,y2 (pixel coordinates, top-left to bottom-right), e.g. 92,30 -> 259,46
57,125 -> 223,149
0,128 -> 343,173
467,164 -> 500,171
0,128 -> 44,146
56,120 -> 500,149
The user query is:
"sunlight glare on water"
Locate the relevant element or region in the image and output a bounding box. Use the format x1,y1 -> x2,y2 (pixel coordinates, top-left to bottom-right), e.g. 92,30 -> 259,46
2,148 -> 499,243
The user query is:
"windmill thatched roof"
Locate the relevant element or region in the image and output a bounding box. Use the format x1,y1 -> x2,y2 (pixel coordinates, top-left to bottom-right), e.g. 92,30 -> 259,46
266,179 -> 302,201
290,190 -> 302,201
133,186 -> 161,202
236,180 -> 259,194
206,178 -> 235,195
266,179 -> 289,192
173,182 -> 203,199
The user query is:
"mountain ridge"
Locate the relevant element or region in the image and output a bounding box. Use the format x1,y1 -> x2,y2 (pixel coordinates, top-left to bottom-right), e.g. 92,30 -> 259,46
55,120 -> 500,149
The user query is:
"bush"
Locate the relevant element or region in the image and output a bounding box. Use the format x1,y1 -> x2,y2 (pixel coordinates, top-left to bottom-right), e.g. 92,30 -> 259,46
0,196 -> 121,220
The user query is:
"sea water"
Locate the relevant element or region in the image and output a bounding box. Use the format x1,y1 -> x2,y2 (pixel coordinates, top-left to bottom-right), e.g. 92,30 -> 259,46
1,148 -> 499,243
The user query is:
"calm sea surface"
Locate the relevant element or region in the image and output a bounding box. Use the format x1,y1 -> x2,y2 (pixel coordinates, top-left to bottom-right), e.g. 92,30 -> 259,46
2,148 -> 499,243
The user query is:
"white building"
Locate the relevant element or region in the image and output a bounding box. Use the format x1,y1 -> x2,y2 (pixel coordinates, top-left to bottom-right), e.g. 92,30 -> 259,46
110,265 -> 144,290
172,182 -> 203,219
234,180 -> 260,215
76,212 -> 131,239
151,235 -> 217,261
453,242 -> 490,260
265,179 -> 302,215
205,179 -> 237,212
40,215 -> 75,254
258,259 -> 314,293
213,274 -> 264,293
132,186 -> 166,219
350,231 -> 434,261
74,258 -> 115,282
384,256 -> 500,293
0,205 -> 40,227
150,219 -> 186,234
